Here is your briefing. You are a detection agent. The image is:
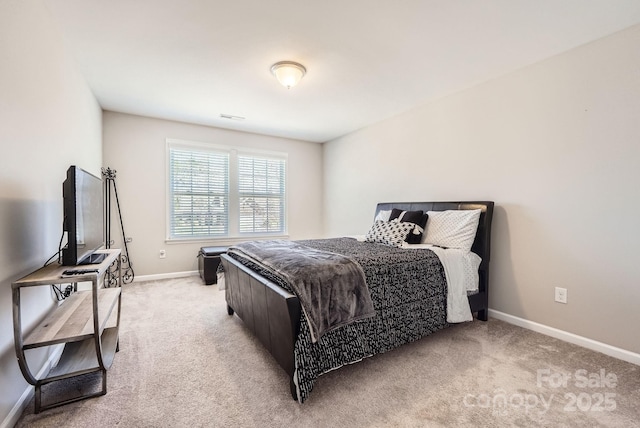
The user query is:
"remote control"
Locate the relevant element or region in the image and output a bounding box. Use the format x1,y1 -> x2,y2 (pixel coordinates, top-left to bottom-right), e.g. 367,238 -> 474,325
61,269 -> 99,277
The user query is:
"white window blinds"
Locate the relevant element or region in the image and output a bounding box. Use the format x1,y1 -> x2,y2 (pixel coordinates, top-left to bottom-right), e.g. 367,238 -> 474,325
238,155 -> 286,234
167,139 -> 287,240
168,147 -> 229,238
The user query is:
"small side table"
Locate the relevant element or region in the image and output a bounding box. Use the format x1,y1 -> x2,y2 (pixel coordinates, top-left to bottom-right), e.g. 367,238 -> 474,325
198,246 -> 228,285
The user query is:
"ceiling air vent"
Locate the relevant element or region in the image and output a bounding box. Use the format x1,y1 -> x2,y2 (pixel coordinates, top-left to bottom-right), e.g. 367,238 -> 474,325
220,114 -> 245,121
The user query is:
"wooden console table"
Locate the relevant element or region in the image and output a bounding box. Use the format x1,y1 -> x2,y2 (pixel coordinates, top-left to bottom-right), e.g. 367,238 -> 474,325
12,249 -> 122,413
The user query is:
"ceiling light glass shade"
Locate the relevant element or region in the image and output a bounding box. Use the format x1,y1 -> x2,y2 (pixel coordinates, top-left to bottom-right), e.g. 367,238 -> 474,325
271,61 -> 306,89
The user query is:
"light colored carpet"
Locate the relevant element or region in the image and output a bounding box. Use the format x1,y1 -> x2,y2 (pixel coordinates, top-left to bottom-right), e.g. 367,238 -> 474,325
16,276 -> 640,427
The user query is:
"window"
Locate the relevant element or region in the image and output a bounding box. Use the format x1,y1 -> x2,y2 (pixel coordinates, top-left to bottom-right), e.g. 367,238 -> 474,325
167,139 -> 287,240
168,146 -> 229,238
238,156 -> 286,234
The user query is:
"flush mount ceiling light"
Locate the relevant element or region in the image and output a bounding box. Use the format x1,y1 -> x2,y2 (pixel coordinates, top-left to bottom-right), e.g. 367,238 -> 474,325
270,61 -> 306,89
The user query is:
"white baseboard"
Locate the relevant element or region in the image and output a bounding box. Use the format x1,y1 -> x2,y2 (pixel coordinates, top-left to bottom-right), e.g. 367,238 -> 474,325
1,345 -> 64,428
488,309 -> 640,366
133,270 -> 199,283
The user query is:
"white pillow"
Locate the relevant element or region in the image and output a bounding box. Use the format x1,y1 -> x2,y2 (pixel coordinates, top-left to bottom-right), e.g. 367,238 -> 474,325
421,209 -> 481,252
365,219 -> 416,247
374,209 -> 391,222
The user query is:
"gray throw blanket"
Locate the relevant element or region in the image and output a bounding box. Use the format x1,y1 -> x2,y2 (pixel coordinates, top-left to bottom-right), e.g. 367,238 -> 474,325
228,240 -> 375,342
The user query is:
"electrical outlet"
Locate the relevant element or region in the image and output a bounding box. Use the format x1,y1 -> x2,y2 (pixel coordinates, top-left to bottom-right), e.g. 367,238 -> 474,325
159,249 -> 166,259
555,287 -> 567,304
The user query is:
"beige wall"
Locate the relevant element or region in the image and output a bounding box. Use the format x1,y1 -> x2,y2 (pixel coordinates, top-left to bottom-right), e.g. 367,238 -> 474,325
102,112 -> 324,276
0,0 -> 102,424
324,25 -> 640,354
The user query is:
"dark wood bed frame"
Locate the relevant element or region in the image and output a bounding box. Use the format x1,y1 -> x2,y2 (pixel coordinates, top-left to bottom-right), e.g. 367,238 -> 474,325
220,201 -> 494,400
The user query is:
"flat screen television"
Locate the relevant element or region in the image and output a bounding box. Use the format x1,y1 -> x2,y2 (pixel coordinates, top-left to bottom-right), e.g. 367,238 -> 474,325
61,165 -> 106,266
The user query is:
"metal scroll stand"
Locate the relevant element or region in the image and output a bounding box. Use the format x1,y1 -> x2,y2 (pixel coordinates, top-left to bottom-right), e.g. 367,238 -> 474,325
102,167 -> 134,286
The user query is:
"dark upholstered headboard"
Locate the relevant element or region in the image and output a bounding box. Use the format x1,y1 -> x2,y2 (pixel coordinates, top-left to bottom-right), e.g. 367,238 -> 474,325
374,201 -> 495,270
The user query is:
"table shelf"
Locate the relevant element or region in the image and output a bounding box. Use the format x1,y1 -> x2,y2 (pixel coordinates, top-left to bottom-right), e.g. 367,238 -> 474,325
23,288 -> 121,348
47,327 -> 119,381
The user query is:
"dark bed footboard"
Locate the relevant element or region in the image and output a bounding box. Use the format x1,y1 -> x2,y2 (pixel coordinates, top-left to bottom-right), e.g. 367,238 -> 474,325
221,253 -> 301,399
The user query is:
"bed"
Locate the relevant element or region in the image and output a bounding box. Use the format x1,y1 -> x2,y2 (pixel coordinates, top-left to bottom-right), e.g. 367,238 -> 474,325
220,201 -> 494,402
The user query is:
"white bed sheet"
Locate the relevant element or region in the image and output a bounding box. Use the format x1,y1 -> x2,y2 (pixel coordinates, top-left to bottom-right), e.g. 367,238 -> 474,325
401,243 -> 481,323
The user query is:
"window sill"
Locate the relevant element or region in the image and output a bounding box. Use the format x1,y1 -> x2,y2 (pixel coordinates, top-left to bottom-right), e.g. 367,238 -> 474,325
165,235 -> 290,245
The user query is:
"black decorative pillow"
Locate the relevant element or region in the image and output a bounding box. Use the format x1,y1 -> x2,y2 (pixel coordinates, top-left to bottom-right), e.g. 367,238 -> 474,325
365,219 -> 416,247
389,209 -> 428,244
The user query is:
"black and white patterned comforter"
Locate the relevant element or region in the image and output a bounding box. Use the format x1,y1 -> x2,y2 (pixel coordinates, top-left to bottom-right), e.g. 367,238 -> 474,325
228,237 -> 448,402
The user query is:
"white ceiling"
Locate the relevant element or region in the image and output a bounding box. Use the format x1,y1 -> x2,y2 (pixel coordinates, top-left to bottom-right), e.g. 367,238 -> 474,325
44,0 -> 640,143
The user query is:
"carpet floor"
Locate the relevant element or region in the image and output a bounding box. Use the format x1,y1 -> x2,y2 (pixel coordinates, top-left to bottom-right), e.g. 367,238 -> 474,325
15,276 -> 640,427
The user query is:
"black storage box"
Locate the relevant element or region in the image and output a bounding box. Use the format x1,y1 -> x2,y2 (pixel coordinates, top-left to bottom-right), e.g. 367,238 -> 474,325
198,246 -> 228,285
